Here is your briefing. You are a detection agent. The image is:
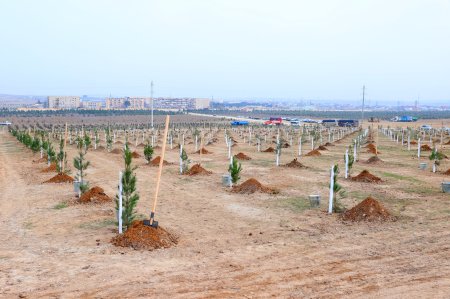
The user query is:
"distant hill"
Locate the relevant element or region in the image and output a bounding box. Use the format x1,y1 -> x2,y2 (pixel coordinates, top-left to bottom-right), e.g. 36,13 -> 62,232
0,94 -> 45,103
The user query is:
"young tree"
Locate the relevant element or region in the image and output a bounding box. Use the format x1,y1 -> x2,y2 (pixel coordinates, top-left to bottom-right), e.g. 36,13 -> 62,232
429,148 -> 445,173
94,129 -> 100,150
143,142 -> 154,164
228,156 -> 242,185
73,137 -> 90,195
83,133 -> 91,153
332,164 -> 346,213
56,139 -> 68,174
181,148 -> 190,174
116,144 -> 139,229
106,127 -> 113,152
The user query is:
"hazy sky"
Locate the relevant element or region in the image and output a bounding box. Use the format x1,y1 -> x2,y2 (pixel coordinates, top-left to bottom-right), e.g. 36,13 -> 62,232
1,0 -> 449,103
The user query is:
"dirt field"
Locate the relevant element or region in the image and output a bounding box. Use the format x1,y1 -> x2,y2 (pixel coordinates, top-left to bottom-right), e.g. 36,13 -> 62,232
1,120 -> 450,298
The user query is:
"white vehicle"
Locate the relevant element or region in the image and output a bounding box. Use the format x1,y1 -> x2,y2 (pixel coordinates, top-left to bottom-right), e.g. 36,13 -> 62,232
420,125 -> 432,131
0,121 -> 12,126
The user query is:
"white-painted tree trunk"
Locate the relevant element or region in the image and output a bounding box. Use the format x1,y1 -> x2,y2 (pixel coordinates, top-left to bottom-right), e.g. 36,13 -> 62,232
118,171 -> 123,234
328,166 -> 334,214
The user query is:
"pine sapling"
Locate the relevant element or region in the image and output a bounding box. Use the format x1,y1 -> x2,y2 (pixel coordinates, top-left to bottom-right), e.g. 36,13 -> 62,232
143,142 -> 154,164
115,144 -> 139,229
332,164 -> 346,213
228,156 -> 242,185
73,137 -> 90,195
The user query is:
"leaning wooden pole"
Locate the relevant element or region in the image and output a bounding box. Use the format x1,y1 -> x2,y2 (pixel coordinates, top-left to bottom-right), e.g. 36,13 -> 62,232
148,115 -> 170,227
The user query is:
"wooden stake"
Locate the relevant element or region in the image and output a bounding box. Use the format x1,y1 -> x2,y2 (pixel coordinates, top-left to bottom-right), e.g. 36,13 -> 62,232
62,123 -> 68,173
150,115 -> 170,225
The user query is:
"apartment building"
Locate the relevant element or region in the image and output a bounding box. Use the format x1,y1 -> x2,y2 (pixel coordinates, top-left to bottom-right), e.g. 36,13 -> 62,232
81,100 -> 103,110
153,98 -> 211,110
47,96 -> 80,109
105,97 -> 146,109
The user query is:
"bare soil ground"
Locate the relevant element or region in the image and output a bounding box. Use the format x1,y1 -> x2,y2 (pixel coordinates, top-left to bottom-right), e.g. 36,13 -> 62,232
1,120 -> 450,298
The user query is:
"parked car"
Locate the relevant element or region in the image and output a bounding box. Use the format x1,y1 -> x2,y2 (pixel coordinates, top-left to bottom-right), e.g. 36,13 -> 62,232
420,125 -> 432,131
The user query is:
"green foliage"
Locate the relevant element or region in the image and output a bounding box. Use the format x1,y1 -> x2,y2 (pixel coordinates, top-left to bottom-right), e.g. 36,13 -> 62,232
83,133 -> 91,153
143,142 -> 154,163
228,156 -> 242,184
106,127 -> 113,152
181,148 -> 190,174
429,148 -> 445,165
73,137 -> 90,193
116,144 -> 139,229
331,164 -> 346,213
30,136 -> 41,153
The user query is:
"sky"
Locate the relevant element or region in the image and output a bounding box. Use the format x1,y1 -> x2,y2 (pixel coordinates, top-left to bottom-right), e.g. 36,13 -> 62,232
0,0 -> 449,104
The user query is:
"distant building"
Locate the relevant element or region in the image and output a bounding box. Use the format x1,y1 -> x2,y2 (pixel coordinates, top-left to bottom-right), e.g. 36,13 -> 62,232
152,98 -> 211,110
47,96 -> 80,109
81,100 -> 103,110
105,97 -> 146,109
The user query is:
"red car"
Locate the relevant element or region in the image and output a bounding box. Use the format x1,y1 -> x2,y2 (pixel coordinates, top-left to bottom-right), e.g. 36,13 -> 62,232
264,117 -> 282,126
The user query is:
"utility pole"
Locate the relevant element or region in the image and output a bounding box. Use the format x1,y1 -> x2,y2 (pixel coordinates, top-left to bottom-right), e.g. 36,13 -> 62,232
151,81 -> 154,128
361,85 -> 365,126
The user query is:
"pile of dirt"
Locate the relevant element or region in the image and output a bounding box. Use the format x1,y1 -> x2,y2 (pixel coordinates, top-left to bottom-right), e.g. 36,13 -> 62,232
444,140 -> 450,145
443,169 -> 450,175
284,158 -> 306,168
366,156 -> 383,164
262,147 -> 275,152
234,152 -> 251,160
282,143 -> 290,148
351,170 -> 382,183
366,143 -> 380,154
324,142 -> 334,146
420,144 -> 432,151
137,143 -> 145,147
342,197 -> 393,222
110,148 -> 122,154
44,173 -> 74,183
186,163 -> 212,175
111,220 -> 178,250
231,178 -> 279,194
410,140 -> 418,145
131,151 -> 141,158
41,163 -> 57,173
149,156 -> 171,166
96,145 -> 105,150
33,156 -> 48,163
115,141 -> 123,144
318,145 -> 328,151
195,148 -> 211,154
79,186 -> 111,203
305,149 -> 321,156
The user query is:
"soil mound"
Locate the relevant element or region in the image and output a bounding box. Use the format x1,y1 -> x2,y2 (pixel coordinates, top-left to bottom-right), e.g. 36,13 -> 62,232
186,163 -> 212,175
282,143 -> 290,148
115,141 -> 123,144
231,178 -> 279,194
111,220 -> 178,251
351,170 -> 382,183
150,156 -> 171,166
44,173 -> 74,183
110,148 -> 122,154
318,145 -> 328,151
96,145 -> 105,150
131,151 -> 141,158
263,147 -> 275,152
366,143 -> 380,154
410,140 -> 418,145
41,163 -> 57,173
284,158 -> 306,168
366,156 -> 383,164
342,197 -> 393,222
234,152 -> 251,160
420,144 -> 432,151
443,169 -> 450,175
324,142 -> 334,146
79,186 -> 111,203
137,143 -> 145,147
305,149 -> 321,156
195,148 -> 211,154
444,140 -> 450,145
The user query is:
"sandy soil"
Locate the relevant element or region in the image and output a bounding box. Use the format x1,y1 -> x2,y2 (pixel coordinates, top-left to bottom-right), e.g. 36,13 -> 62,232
1,121 -> 450,298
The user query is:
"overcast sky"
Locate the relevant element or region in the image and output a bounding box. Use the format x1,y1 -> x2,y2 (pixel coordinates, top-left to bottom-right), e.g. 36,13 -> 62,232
0,0 -> 449,103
